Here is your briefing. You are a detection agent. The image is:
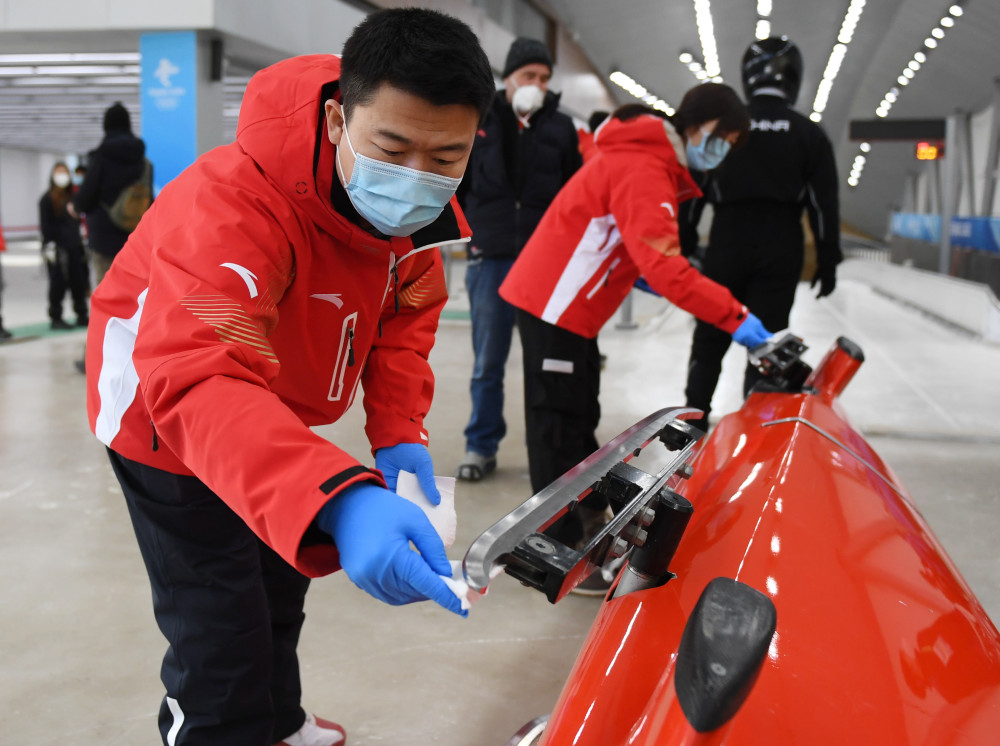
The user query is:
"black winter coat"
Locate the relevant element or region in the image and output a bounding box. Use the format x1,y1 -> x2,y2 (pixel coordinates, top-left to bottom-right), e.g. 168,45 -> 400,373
702,94 -> 841,269
458,89 -> 581,259
39,190 -> 84,251
74,128 -> 148,258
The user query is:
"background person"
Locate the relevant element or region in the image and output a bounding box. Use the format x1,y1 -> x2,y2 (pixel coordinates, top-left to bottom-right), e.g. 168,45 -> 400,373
73,101 -> 147,285
455,36 -> 582,482
683,37 -> 841,431
83,9 -> 494,745
38,161 -> 89,330
499,88 -> 772,565
0,217 -> 10,340
577,109 -> 609,163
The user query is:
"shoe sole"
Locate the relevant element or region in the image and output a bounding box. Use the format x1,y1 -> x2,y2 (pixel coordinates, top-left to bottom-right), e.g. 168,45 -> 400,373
456,459 -> 496,481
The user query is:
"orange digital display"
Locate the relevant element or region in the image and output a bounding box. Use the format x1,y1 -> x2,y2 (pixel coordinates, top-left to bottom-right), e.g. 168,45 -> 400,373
916,141 -> 944,160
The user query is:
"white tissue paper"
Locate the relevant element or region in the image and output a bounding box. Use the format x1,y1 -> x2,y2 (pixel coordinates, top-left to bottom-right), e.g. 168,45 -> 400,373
395,471 -> 503,611
395,470 -> 457,547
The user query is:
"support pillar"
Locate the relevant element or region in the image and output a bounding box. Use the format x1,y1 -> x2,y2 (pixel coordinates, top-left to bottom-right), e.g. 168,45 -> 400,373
140,31 -> 225,194
939,113 -> 959,275
981,78 -> 1000,216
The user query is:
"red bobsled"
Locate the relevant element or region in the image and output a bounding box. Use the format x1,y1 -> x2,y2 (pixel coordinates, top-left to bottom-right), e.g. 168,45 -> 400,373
465,336 -> 1000,745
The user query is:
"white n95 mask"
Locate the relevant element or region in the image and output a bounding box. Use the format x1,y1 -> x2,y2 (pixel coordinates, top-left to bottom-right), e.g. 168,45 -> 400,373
511,83 -> 545,124
337,120 -> 461,237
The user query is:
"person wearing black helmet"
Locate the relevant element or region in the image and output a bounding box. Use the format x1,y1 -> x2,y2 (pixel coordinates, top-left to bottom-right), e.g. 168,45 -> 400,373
682,36 -> 841,432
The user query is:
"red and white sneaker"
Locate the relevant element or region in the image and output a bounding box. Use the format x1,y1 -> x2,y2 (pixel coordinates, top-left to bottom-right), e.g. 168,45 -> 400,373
276,712 -> 346,746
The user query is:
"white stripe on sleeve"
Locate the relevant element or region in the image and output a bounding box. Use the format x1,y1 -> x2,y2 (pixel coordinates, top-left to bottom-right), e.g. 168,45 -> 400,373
95,288 -> 148,446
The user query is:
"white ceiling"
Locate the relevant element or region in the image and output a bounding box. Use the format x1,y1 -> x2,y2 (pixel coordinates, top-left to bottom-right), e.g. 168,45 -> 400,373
1,0 -> 997,237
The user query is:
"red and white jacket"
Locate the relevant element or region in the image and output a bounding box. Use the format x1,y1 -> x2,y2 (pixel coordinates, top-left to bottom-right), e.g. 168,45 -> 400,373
85,55 -> 470,577
499,114 -> 747,338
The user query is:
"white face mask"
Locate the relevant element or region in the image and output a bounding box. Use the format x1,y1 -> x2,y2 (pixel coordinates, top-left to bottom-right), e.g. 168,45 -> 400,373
511,81 -> 545,124
52,171 -> 71,188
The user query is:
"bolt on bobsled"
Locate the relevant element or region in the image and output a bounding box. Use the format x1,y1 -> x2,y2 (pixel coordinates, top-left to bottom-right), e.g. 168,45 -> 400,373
462,335 -> 1000,745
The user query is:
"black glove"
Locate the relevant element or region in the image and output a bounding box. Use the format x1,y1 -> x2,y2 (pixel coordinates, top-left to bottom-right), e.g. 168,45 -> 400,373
811,264 -> 836,298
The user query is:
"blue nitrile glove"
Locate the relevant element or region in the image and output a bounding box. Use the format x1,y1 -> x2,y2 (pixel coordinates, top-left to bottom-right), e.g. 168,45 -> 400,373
633,276 -> 660,296
316,481 -> 466,617
375,443 -> 440,505
731,313 -> 773,349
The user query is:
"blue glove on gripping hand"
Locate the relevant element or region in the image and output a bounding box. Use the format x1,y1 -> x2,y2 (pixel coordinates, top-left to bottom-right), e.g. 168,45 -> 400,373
375,443 -> 440,505
731,313 -> 773,350
316,481 -> 466,616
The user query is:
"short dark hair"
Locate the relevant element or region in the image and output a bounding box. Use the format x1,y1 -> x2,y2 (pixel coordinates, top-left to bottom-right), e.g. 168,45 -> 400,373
611,103 -> 668,122
588,110 -> 610,132
670,83 -> 750,149
340,8 -> 495,123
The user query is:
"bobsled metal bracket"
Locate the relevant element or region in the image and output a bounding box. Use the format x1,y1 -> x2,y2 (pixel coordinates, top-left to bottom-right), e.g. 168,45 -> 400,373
463,407 -> 704,604
748,333 -> 812,392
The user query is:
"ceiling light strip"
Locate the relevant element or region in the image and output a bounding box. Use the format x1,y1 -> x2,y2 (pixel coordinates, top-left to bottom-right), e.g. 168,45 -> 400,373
693,0 -> 722,81
755,0 -> 772,41
609,71 -> 675,115
876,2 -> 964,119
0,52 -> 140,64
850,2 -> 965,188
810,0 -> 867,122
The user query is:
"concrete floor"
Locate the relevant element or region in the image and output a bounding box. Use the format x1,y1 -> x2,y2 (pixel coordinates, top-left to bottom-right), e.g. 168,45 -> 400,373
2,244 -> 999,744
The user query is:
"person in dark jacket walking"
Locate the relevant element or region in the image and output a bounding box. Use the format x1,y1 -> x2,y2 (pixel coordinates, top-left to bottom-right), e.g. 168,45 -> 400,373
39,162 -> 90,330
73,101 -> 149,284
456,36 -> 582,481
683,37 -> 841,431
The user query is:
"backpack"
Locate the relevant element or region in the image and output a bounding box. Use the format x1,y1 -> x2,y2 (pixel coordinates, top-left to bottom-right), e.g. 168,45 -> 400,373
103,158 -> 153,232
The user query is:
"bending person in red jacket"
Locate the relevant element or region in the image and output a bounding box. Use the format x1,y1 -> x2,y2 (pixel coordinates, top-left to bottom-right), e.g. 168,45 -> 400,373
84,9 -> 494,746
499,85 -> 772,550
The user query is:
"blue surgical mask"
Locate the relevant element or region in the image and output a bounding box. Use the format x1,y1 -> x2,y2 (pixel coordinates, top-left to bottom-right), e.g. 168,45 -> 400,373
337,120 -> 461,237
686,127 -> 731,171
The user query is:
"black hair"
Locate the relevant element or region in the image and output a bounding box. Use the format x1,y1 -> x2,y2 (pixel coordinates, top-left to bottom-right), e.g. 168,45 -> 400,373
340,8 -> 495,123
588,110 -> 610,132
611,103 -> 668,122
670,83 -> 750,148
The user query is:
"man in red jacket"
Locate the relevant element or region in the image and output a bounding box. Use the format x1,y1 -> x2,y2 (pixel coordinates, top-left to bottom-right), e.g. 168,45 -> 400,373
84,9 -> 493,745
500,88 -> 772,556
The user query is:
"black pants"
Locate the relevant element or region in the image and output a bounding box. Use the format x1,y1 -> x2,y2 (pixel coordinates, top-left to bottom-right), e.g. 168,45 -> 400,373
517,311 -> 606,545
45,244 -> 90,322
684,204 -> 804,423
109,450 -> 311,746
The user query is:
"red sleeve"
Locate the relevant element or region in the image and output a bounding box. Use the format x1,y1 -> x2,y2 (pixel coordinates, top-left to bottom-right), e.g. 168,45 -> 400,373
133,180 -> 381,577
607,160 -> 747,334
362,246 -> 448,452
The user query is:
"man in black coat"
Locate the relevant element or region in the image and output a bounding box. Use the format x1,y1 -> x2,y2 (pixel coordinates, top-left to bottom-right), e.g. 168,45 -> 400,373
684,37 -> 841,431
456,37 -> 581,481
74,102 -> 149,284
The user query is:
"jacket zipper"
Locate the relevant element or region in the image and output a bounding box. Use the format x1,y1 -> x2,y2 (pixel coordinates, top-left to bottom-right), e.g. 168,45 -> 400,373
586,257 -> 622,300
391,257 -> 400,313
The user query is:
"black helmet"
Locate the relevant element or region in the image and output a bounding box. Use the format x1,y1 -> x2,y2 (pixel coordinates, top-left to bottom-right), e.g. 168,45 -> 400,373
741,37 -> 803,105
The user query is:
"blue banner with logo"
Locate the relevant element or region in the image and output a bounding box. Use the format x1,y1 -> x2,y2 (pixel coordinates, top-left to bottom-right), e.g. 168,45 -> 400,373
140,31 -> 197,194
891,213 -> 1000,254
